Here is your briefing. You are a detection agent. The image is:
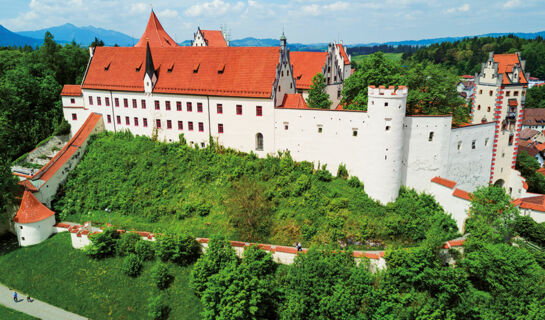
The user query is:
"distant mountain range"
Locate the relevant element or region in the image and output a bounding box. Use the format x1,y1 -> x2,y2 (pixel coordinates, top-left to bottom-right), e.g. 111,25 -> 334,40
1,23 -> 544,51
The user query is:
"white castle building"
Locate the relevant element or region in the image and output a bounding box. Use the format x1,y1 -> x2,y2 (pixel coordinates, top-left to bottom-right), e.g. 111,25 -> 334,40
47,11 -> 539,231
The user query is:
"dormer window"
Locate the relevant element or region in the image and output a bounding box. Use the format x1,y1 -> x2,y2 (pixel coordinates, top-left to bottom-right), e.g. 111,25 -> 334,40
167,62 -> 174,73
217,63 -> 225,74
193,63 -> 200,73
136,61 -> 143,72
104,61 -> 111,71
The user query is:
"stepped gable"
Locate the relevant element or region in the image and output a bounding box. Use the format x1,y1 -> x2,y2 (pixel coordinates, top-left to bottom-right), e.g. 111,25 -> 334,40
83,46 -> 280,98
13,191 -> 54,224
279,93 -> 308,109
61,85 -> 82,96
200,30 -> 228,47
494,53 -> 527,85
290,51 -> 328,89
135,10 -> 179,48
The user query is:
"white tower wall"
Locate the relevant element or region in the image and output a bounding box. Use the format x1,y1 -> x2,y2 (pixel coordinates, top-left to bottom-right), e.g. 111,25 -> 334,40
363,86 -> 408,203
14,216 -> 56,247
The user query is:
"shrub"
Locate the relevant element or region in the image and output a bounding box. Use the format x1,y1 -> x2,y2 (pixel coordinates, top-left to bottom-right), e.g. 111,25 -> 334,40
293,174 -> 311,196
315,166 -> 333,182
85,227 -> 120,258
122,254 -> 142,277
337,164 -> 349,179
147,295 -> 170,320
196,203 -> 211,217
116,232 -> 142,256
347,176 -> 362,188
156,233 -> 201,266
151,263 -> 174,290
135,240 -> 155,261
53,118 -> 71,136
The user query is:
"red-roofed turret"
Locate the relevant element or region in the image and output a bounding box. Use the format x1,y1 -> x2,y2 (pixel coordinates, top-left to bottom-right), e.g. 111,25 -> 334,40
135,10 -> 179,48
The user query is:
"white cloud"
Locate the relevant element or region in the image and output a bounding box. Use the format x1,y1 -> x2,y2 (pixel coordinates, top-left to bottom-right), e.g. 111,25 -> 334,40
445,3 -> 470,14
504,0 -> 520,9
301,1 -> 349,16
184,0 -> 245,17
157,9 -> 178,18
129,3 -> 148,14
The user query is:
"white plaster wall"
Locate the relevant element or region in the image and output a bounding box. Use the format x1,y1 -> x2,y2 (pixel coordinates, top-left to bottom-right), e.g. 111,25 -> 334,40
71,233 -> 91,249
446,123 -> 495,192
429,183 -> 470,232
63,107 -> 89,137
402,116 -> 452,193
15,215 -> 55,246
509,169 -> 527,199
520,208 -> 545,223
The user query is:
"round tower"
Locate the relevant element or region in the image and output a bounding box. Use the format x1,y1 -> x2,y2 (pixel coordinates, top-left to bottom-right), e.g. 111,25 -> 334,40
364,85 -> 408,204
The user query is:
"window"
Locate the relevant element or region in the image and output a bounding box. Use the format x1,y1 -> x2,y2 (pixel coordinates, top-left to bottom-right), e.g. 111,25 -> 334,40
385,126 -> 391,131
72,113 -> 77,120
201,142 -> 205,148
166,101 -> 171,111
218,123 -> 224,133
105,97 -> 110,106
472,140 -> 476,149
115,98 -> 119,107
477,105 -> 481,110
132,99 -> 137,108
457,141 -> 462,150
217,104 -> 223,114
198,122 -> 204,132
97,97 -> 102,106
116,116 -> 121,124
187,102 -> 192,112
134,117 -> 139,126
176,101 -> 182,111
256,133 -> 264,151
508,134 -> 514,146
21,237 -> 25,241
489,90 -> 493,96
353,129 -> 358,137
284,122 -> 289,130
256,106 -> 262,116
188,121 -> 194,131
143,118 -> 148,127
107,115 -> 111,123
155,100 -> 160,110
19,226 -> 23,230
124,98 -> 128,108
279,85 -> 281,91
178,121 -> 183,130
88,96 -> 93,105
428,132 -> 434,142
141,99 -> 146,109
236,105 -> 242,115
384,102 -> 388,107
485,138 -> 489,146
197,103 -> 203,113
70,98 -> 75,104
487,106 -> 491,112
167,120 -> 172,129
125,116 -> 130,125
156,119 -> 161,128
479,89 -> 482,94
506,91 -> 510,97
514,91 -> 519,96
317,126 -> 323,133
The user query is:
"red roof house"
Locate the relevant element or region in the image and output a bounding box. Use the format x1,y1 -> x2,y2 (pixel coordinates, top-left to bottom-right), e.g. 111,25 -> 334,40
13,191 -> 55,224
135,10 -> 179,48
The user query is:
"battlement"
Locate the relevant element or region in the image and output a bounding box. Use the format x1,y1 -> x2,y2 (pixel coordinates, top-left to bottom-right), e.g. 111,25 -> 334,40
368,85 -> 408,97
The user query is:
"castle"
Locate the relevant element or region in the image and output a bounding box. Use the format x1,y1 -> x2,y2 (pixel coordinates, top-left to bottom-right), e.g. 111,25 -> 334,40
12,10 -> 542,246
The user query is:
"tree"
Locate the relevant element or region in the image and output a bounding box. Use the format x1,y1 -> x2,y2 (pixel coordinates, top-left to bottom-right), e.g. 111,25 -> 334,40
516,150 -> 545,193
0,155 -> 18,216
84,227 -> 120,258
147,295 -> 170,320
116,232 -> 142,256
155,233 -> 201,266
190,236 -> 238,297
151,263 -> 174,290
224,178 -> 272,241
121,254 -> 143,277
90,37 -> 105,47
525,84 -> 545,109
306,73 -> 332,109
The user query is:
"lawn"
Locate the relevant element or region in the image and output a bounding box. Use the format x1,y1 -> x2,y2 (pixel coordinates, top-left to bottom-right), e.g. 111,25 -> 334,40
0,304 -> 37,320
351,52 -> 403,65
0,232 -> 202,320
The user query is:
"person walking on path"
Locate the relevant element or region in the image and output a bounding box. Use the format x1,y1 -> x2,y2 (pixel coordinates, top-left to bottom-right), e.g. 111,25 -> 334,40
13,291 -> 17,302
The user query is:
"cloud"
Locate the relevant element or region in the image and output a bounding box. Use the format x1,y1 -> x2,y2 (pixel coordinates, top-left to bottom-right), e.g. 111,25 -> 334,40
184,0 -> 245,17
129,3 -> 148,14
301,1 -> 349,16
157,9 -> 178,18
504,0 -> 520,9
445,3 -> 470,13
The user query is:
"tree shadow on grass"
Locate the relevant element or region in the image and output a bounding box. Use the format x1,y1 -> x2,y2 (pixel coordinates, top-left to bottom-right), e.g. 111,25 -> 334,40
0,233 -> 19,256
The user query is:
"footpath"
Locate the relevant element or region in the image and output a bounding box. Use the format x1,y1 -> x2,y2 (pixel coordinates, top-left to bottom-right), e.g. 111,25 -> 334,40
0,283 -> 87,320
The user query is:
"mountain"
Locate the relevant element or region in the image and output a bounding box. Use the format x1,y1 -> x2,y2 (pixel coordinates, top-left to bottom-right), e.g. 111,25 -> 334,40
17,23 -> 137,46
0,24 -> 41,47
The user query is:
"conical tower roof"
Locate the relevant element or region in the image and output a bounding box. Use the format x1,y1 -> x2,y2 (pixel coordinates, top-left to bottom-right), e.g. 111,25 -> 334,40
135,10 -> 179,48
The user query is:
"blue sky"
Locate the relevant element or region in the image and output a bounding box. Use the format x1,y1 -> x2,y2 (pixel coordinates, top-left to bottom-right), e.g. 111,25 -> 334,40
0,0 -> 544,44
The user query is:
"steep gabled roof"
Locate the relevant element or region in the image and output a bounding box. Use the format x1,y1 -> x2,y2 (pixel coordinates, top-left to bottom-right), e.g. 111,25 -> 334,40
336,43 -> 350,65
13,191 -> 55,224
290,51 -> 327,89
201,30 -> 228,47
82,46 -> 280,98
279,93 -> 308,109
494,53 -> 527,85
61,85 -> 82,96
135,10 -> 179,48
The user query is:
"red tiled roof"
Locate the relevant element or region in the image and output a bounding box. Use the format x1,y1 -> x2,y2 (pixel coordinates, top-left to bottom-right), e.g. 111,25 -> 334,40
135,10 -> 179,48
461,75 -> 474,79
453,188 -> 472,201
32,113 -> 102,184
442,238 -> 466,249
83,46 -> 279,98
522,108 -> 545,127
431,176 -> 457,189
201,30 -> 228,47
290,51 -> 327,89
508,98 -> 518,107
494,53 -> 528,85
18,180 -> 37,192
336,44 -> 350,65
536,143 -> 545,152
279,93 -> 308,109
518,195 -> 545,212
519,128 -> 539,140
60,85 -> 82,96
13,191 -> 55,224
537,167 -> 545,176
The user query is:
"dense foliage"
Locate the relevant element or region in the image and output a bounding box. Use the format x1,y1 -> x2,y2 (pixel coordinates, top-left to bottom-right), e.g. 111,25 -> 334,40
342,52 -> 469,126
306,73 -> 332,109
189,186 -> 545,319
526,84 -> 545,108
516,150 -> 545,194
0,33 -> 88,161
155,233 -> 201,266
347,44 -> 418,56
55,131 -> 459,247
403,35 -> 545,78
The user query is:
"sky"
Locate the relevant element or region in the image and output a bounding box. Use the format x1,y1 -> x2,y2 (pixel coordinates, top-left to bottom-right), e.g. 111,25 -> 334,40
0,0 -> 544,44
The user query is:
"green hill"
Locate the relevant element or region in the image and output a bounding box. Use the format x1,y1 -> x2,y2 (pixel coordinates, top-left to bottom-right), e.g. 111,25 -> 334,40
54,131 -> 458,247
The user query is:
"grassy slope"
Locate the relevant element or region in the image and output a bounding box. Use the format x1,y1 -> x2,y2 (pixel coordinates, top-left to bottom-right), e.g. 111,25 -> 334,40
0,233 -> 202,320
351,52 -> 403,65
0,305 -> 38,320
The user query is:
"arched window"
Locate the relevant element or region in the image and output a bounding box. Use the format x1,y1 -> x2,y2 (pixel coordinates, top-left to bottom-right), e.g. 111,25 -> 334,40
481,117 -> 487,123
256,133 -> 263,151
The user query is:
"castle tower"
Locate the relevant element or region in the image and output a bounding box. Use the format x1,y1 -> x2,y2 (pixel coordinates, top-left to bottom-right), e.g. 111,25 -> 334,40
135,10 -> 179,48
472,52 -> 528,194
364,85 -> 408,203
